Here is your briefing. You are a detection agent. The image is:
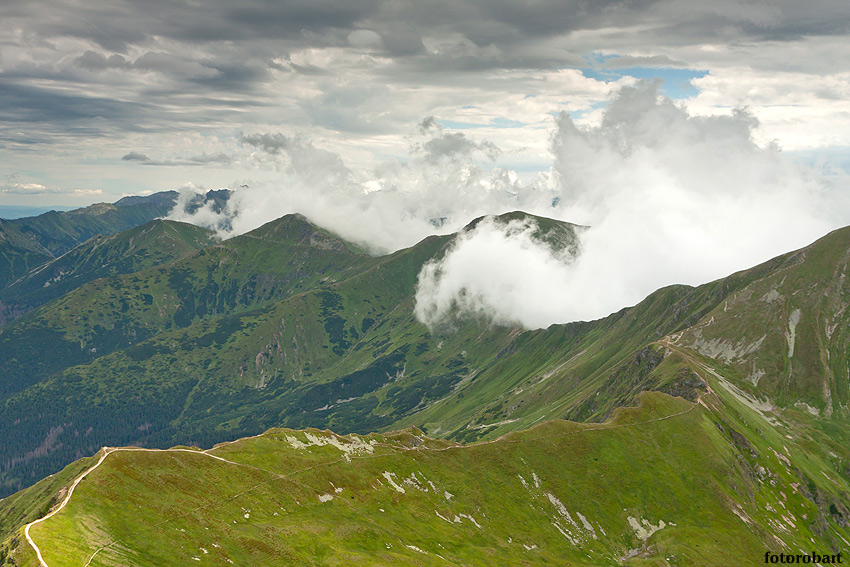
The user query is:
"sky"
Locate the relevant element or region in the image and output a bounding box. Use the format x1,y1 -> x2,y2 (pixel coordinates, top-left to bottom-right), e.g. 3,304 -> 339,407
2,0 -> 849,207
3,1 -> 850,326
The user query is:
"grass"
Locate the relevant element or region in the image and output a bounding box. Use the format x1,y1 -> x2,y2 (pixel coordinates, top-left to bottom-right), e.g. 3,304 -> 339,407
7,388 -> 847,566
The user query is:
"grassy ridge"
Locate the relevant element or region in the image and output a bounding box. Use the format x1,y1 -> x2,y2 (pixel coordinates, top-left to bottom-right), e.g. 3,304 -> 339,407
9,387 -> 849,566
4,215 -> 850,503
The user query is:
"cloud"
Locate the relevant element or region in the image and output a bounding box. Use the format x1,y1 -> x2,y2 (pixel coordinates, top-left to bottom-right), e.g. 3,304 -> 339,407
239,133 -> 295,155
0,82 -> 139,125
415,216 -> 581,328
121,150 -> 232,166
412,82 -> 846,329
122,151 -> 151,162
0,182 -> 52,194
0,174 -> 103,196
76,50 -> 132,70
169,124 -> 537,252
3,0 -> 850,171
600,55 -> 689,68
416,117 -> 501,163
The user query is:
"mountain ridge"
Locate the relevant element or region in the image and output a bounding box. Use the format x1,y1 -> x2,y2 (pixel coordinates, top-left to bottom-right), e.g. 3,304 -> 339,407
1,211 -> 849,566
0,212 -> 846,498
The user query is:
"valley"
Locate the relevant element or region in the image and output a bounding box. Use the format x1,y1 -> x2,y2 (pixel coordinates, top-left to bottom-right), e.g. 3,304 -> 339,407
0,200 -> 848,565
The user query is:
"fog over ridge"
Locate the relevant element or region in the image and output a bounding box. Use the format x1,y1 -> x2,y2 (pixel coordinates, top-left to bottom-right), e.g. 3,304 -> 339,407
169,82 -> 848,328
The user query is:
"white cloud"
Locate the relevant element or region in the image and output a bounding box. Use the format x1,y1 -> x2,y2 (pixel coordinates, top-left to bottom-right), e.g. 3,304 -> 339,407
412,83 -> 847,329
414,216 -> 581,328
169,123 -> 546,252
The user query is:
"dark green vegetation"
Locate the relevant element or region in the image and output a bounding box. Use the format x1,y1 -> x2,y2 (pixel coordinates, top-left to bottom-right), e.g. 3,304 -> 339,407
0,192 -> 177,295
0,191 -> 177,325
0,220 -> 218,327
1,209 -> 849,565
0,189 -> 231,325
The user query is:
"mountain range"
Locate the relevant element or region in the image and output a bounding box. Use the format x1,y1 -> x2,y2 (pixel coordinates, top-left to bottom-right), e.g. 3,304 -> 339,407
0,197 -> 848,565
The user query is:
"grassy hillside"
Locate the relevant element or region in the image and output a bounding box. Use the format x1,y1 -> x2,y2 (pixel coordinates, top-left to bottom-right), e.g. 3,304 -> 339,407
0,220 -> 218,326
2,214 -> 850,564
0,214 -> 368,398
3,214 -> 850,503
4,386 -> 849,566
0,192 -> 177,306
0,189 -> 232,302
0,220 -> 55,313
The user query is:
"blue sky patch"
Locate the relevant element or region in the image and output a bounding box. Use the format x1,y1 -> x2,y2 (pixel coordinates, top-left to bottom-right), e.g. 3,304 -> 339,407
580,58 -> 708,99
440,117 -> 527,130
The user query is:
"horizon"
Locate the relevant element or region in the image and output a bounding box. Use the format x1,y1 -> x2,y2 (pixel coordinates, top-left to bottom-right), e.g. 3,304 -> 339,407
3,1 -> 850,326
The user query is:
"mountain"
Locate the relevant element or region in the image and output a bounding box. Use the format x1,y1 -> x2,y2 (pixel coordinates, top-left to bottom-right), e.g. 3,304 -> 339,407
0,192 -> 177,301
0,212 -> 849,565
3,388 -> 849,566
0,189 -> 233,317
0,212 -> 575,496
0,220 -> 218,326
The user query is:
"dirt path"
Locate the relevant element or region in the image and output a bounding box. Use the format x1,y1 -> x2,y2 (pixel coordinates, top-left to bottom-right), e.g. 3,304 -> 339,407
24,447 -> 115,567
24,376 -> 702,566
23,446 -> 248,567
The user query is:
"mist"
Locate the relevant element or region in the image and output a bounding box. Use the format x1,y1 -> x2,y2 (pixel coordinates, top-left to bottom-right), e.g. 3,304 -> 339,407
167,120 -> 542,253
169,82 -> 848,329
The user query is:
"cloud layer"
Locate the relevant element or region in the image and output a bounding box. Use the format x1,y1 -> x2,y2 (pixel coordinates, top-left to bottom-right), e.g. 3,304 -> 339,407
168,119 -> 540,251
2,0 -> 850,206
168,83 -> 848,327
414,83 -> 845,328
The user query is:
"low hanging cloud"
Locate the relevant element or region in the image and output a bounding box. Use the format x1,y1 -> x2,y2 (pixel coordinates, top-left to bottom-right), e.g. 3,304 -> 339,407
122,151 -> 233,166
169,122 -> 533,252
414,216 -> 583,329
415,82 -> 847,328
170,82 -> 848,328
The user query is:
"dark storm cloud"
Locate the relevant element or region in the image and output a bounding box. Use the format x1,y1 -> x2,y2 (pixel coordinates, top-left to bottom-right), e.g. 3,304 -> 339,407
225,1 -> 382,39
8,0 -> 380,51
602,55 -> 688,68
122,151 -> 151,162
0,82 -> 141,124
121,151 -> 233,166
2,0 -> 850,146
238,133 -> 294,155
76,51 -> 132,70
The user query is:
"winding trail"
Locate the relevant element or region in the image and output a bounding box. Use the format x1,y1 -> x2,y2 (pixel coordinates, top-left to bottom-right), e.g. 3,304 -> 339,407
23,387 -> 701,566
23,445 -> 246,567
24,447 -> 114,567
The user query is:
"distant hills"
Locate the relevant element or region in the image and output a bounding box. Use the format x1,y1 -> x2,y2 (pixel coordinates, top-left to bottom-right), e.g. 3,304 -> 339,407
0,192 -> 178,315
0,205 -> 848,565
0,207 -> 75,220
0,189 -> 232,325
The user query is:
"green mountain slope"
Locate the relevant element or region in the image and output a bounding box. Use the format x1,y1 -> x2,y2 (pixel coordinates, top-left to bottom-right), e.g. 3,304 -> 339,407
2,212 -> 850,509
0,212 -> 578,497
675,226 -> 850,414
0,192 -> 177,309
0,221 -> 54,321
4,214 -> 849,500
4,387 -> 849,566
0,220 -> 218,326
2,214 -> 850,564
0,189 -> 233,307
0,214 -> 368,398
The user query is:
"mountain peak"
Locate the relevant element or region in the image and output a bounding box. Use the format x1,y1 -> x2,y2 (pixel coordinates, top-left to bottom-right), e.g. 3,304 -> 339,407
240,213 -> 365,255
461,210 -> 585,255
